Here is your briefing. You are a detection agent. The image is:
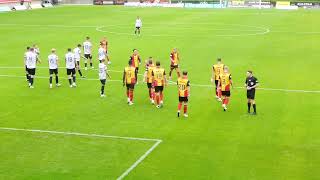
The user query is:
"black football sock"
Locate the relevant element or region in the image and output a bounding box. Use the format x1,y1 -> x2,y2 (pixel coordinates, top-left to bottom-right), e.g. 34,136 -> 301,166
247,103 -> 251,112
55,76 -> 59,84
30,78 -> 34,85
253,104 -> 256,113
68,79 -> 72,85
49,76 -> 52,84
72,76 -> 76,83
101,85 -> 105,94
169,70 -> 172,77
135,30 -> 137,34
26,74 -> 29,80
90,63 -> 93,67
85,63 -> 87,68
78,70 -> 83,77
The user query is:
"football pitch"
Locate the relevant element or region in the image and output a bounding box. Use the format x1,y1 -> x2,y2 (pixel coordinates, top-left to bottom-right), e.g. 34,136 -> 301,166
0,5 -> 320,179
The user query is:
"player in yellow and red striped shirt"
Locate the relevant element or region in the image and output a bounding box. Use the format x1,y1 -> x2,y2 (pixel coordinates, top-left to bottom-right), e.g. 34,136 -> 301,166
169,48 -> 181,80
218,66 -> 232,111
177,71 -> 190,118
152,61 -> 167,108
123,60 -> 137,105
144,57 -> 155,104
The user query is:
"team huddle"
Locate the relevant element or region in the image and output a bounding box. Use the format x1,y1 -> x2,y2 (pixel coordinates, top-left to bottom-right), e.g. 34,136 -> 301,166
23,17 -> 259,117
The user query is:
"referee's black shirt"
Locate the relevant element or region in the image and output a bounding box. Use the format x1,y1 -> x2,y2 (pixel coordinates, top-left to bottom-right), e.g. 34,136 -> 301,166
245,76 -> 258,90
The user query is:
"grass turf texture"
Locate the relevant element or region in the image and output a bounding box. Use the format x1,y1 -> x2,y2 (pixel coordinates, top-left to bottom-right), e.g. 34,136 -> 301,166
0,6 -> 320,180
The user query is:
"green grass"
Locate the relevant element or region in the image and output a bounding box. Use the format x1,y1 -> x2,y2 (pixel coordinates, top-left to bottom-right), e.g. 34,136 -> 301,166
0,6 -> 319,180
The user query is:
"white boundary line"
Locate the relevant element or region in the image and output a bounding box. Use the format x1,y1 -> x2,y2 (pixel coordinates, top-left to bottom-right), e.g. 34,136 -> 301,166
0,127 -> 162,180
0,66 -> 320,93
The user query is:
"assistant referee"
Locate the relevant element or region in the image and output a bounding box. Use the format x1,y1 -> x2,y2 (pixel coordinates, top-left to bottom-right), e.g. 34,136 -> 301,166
245,70 -> 259,115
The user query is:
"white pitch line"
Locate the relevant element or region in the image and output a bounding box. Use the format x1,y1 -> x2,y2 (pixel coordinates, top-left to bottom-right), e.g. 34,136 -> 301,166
0,127 -> 162,180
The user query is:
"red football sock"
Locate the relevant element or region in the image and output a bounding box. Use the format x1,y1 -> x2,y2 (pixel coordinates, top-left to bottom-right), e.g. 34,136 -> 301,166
155,94 -> 159,105
126,90 -> 129,98
148,89 -> 152,98
184,104 -> 188,114
160,92 -> 163,101
225,98 -> 229,105
218,89 -> 222,98
130,90 -> 134,101
178,102 -> 182,111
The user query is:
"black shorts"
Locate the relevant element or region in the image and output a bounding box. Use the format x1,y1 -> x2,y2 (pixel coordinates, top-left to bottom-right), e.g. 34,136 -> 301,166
247,89 -> 256,100
27,68 -> 36,75
221,91 -> 231,97
135,67 -> 139,73
25,65 -> 28,72
136,26 -> 141,30
215,80 -> 219,88
67,68 -> 76,75
147,83 -> 153,89
126,83 -> 135,89
179,96 -> 188,102
100,79 -> 106,85
154,86 -> 164,93
49,69 -> 58,75
170,64 -> 179,70
84,54 -> 92,60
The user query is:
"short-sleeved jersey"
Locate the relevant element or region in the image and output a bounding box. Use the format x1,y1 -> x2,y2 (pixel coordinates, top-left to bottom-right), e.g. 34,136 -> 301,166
99,63 -> 107,80
25,51 -> 38,69
73,47 -> 81,61
83,41 -> 92,55
48,54 -> 58,69
24,51 -> 29,65
246,76 -> 258,89
177,77 -> 190,97
152,68 -> 166,86
170,52 -> 179,65
124,66 -> 136,84
98,47 -> 106,60
213,63 -> 224,80
219,73 -> 232,91
146,64 -> 155,83
131,54 -> 140,68
65,52 -> 75,69
135,19 -> 142,27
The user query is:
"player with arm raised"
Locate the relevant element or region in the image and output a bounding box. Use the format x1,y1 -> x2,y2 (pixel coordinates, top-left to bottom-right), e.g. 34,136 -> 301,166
135,16 -> 142,36
98,59 -> 111,97
100,37 -> 111,64
169,48 -> 181,80
65,48 -> 77,88
144,57 -> 155,104
24,46 -> 30,81
152,61 -> 167,108
177,71 -> 190,118
245,70 -> 259,115
48,48 -> 60,88
218,66 -> 232,111
98,44 -> 106,63
25,48 -> 40,88
83,36 -> 93,70
211,58 -> 224,102
123,60 -> 137,105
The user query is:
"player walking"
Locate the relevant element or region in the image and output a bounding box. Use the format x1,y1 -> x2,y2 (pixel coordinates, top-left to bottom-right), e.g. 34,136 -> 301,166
245,70 -> 259,115
144,57 -> 155,104
135,16 -> 142,36
218,66 -> 232,111
48,48 -> 60,88
65,48 -> 77,88
177,71 -> 190,118
98,59 -> 111,97
169,48 -> 181,80
123,61 -> 137,105
25,48 -> 40,88
74,44 -> 85,78
83,36 -> 93,70
211,58 -> 224,101
152,61 -> 167,108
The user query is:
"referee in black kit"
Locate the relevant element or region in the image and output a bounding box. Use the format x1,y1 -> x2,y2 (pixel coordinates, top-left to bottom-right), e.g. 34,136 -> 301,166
245,70 -> 259,115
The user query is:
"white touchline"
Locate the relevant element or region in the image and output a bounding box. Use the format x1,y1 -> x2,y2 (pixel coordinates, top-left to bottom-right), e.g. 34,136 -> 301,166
0,127 -> 162,180
0,66 -> 319,93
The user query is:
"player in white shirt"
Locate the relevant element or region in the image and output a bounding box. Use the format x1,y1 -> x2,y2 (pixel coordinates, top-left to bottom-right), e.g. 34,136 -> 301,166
33,44 -> 40,55
135,16 -> 142,36
73,44 -> 85,78
83,36 -> 93,70
65,48 -> 77,88
98,45 -> 106,63
98,59 -> 111,97
24,46 -> 30,81
48,48 -> 60,88
25,48 -> 41,88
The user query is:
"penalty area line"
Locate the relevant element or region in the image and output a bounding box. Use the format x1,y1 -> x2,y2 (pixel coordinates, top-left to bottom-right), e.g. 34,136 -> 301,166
0,127 -> 162,180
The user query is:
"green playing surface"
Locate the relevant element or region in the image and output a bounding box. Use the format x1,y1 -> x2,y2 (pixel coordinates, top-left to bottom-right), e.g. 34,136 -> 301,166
0,6 -> 319,180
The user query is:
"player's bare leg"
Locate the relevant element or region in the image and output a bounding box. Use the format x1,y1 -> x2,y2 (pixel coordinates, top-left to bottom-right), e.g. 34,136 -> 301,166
176,68 -> 181,78
169,67 -> 174,80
